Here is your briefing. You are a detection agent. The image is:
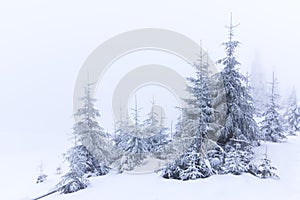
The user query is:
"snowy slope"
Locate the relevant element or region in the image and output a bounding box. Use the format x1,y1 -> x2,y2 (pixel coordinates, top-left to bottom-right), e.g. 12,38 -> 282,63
0,133 -> 71,200
8,134 -> 298,200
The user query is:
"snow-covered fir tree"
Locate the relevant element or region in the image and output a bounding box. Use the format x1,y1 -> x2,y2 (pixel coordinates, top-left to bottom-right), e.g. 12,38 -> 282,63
36,161 -> 48,184
147,133 -> 169,153
114,126 -> 149,154
113,98 -> 149,172
58,171 -> 88,194
73,83 -> 115,165
56,146 -> 88,194
222,142 -> 254,175
174,47 -> 216,152
213,15 -> 259,146
206,145 -> 225,173
285,88 -> 300,133
260,73 -> 287,142
161,144 -> 213,180
255,156 -> 279,179
183,47 -> 213,148
144,100 -> 169,154
253,142 -> 279,179
57,83 -> 110,193
114,98 -> 170,172
161,45 -> 215,180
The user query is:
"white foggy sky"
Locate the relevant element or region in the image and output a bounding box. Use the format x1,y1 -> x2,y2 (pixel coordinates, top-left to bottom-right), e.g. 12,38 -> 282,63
0,0 -> 300,136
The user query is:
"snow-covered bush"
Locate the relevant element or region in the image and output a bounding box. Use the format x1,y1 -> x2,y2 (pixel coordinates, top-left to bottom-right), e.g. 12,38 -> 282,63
161,145 -> 213,180
36,162 -> 48,184
36,174 -> 47,184
206,146 -> 225,174
58,172 -> 89,194
253,156 -> 279,179
222,143 -> 254,175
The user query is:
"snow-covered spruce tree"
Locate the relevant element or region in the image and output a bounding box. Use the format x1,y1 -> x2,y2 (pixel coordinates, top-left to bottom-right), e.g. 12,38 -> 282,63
213,15 -> 259,146
255,157 -> 279,179
113,98 -> 149,172
260,73 -> 287,142
285,88 -> 300,134
74,83 -> 115,166
206,145 -> 225,173
147,133 -> 169,154
184,48 -> 213,146
114,125 -> 149,155
220,74 -> 257,175
56,141 -> 88,193
161,144 -> 213,180
144,100 -> 169,154
222,142 -> 255,175
114,130 -> 148,173
161,47 -> 215,180
36,161 -> 48,184
57,83 -> 111,194
252,141 -> 279,179
255,153 -> 279,179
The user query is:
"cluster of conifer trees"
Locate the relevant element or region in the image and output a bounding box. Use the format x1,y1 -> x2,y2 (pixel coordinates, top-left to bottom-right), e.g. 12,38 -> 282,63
44,18 -> 300,194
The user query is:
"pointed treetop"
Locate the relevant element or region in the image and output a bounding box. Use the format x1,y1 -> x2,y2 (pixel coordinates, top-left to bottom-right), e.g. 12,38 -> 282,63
87,71 -> 90,85
149,96 -> 156,121
198,40 -> 203,67
225,13 -> 240,43
86,71 -> 97,89
39,161 -> 44,174
194,40 -> 210,73
205,49 -> 209,66
245,72 -> 251,87
218,13 -> 241,62
134,95 -> 138,125
269,72 -> 279,100
272,72 -> 275,94
131,95 -> 142,126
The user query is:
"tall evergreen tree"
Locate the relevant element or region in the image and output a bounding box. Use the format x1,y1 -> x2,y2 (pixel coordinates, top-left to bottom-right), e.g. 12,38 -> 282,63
113,97 -> 149,172
74,83 -> 115,165
144,100 -> 169,154
260,73 -> 286,142
161,45 -> 215,180
175,45 -> 218,153
214,14 -> 259,146
183,47 -> 213,152
57,83 -> 110,193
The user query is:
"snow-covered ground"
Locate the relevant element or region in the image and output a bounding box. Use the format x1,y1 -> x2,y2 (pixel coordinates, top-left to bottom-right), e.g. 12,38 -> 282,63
2,134 -> 300,200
